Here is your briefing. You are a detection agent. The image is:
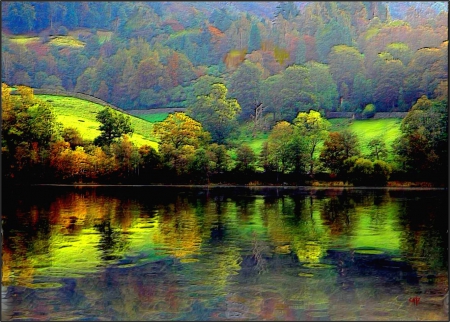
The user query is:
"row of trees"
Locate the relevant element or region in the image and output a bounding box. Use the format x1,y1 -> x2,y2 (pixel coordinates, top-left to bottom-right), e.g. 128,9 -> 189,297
2,83 -> 447,185
2,2 -> 447,116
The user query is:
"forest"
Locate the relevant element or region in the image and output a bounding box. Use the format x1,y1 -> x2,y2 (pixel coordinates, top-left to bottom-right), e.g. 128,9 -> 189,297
1,1 -> 448,186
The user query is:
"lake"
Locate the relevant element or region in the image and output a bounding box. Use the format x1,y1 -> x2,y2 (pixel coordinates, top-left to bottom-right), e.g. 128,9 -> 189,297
2,185 -> 448,321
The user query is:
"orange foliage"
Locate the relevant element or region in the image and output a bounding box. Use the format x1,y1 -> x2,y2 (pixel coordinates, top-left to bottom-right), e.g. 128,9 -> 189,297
224,49 -> 247,69
208,25 -> 225,38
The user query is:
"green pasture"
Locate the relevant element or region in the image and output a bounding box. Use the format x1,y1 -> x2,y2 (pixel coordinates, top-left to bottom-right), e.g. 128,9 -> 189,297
329,118 -> 403,160
37,95 -> 158,149
229,118 -> 403,162
134,113 -> 170,123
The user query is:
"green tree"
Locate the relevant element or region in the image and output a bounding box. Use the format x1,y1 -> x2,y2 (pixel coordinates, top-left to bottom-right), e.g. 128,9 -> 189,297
293,110 -> 331,175
367,137 -> 388,161
2,84 -> 59,181
189,83 -> 241,144
228,61 -> 262,121
373,54 -> 405,111
266,121 -> 307,176
315,20 -> 353,63
189,148 -> 214,183
185,75 -> 223,108
235,144 -> 257,174
394,95 -> 447,181
209,143 -> 231,173
306,61 -> 339,112
351,73 -> 373,109
372,160 -> 392,186
362,104 -> 376,118
328,45 -> 364,102
348,157 -> 374,186
94,107 -> 134,147
295,37 -> 307,65
248,23 -> 261,52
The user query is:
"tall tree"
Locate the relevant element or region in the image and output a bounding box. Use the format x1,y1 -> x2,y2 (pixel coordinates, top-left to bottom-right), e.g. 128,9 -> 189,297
248,23 -> 261,52
394,95 -> 447,181
320,130 -> 360,175
266,121 -> 307,176
153,112 -> 211,175
328,45 -> 364,104
367,137 -> 388,161
227,61 -> 262,121
373,53 -> 405,111
189,83 -> 241,144
293,110 -> 331,175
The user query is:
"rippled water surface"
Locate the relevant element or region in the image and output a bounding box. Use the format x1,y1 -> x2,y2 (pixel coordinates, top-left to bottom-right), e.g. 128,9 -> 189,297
2,186 -> 448,321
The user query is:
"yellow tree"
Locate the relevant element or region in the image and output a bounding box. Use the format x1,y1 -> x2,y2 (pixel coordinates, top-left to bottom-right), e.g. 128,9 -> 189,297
293,110 -> 330,175
153,112 -> 210,174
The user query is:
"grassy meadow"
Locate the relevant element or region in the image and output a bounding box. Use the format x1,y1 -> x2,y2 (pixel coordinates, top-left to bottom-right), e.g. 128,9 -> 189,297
329,118 -> 402,160
133,113 -> 170,123
38,95 -> 158,149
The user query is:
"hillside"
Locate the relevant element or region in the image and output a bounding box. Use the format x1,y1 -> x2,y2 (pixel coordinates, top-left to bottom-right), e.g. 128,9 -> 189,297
2,1 -> 447,116
38,94 -> 158,149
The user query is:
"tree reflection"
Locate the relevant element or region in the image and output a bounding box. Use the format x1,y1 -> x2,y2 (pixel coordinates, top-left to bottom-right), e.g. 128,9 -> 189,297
153,196 -> 203,261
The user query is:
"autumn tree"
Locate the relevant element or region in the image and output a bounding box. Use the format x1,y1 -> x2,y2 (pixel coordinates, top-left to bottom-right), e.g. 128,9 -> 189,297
111,134 -> 141,178
152,112 -> 211,175
62,127 -> 84,149
320,130 -> 360,176
94,107 -> 134,147
2,84 -> 59,181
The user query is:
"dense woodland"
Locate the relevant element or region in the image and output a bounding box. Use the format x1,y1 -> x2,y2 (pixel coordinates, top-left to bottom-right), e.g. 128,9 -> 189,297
1,2 -> 448,186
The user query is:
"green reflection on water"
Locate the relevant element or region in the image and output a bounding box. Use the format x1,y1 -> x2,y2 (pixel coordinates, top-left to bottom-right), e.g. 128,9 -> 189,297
2,187 -> 448,321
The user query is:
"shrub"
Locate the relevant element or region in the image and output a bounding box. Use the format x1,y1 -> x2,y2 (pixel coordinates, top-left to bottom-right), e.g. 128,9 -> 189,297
348,157 -> 374,186
57,25 -> 69,36
362,104 -> 376,118
372,160 -> 392,185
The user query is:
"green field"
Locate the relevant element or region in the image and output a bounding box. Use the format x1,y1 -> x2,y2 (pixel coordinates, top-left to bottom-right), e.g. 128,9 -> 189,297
37,95 -> 158,149
231,118 -> 403,162
135,113 -> 170,123
329,118 -> 402,160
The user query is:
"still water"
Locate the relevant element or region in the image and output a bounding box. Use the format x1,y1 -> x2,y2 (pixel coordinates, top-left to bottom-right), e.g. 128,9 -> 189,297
2,186 -> 448,321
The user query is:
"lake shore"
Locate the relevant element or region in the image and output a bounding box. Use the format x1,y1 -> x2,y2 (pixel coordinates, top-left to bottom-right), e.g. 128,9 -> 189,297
22,182 -> 447,189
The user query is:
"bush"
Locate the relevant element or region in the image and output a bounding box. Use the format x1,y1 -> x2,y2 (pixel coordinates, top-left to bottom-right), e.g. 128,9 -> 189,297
372,160 -> 392,185
348,157 -> 374,186
57,25 -> 69,36
362,104 -> 376,118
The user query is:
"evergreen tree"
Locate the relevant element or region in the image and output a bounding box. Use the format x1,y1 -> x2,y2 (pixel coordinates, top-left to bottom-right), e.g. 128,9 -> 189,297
248,23 -> 261,52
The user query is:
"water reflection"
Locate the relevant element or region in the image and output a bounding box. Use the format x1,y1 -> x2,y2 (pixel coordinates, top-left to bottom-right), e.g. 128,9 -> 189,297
2,186 -> 448,321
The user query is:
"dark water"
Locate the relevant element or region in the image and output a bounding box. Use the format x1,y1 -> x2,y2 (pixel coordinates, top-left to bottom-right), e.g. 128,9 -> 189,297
2,186 -> 448,321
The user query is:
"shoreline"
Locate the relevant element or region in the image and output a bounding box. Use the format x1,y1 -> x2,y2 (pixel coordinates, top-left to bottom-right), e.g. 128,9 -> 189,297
23,183 -> 448,190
